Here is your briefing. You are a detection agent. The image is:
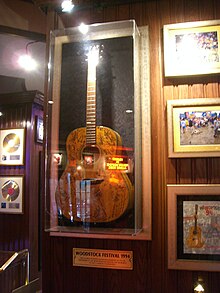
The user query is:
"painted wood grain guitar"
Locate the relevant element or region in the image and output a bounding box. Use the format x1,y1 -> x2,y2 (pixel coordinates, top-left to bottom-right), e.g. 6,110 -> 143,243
186,204 -> 204,248
55,45 -> 134,223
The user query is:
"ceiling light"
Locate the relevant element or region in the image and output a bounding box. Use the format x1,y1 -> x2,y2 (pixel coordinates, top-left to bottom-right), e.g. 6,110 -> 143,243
61,0 -> 74,12
18,54 -> 37,71
78,23 -> 89,34
18,41 -> 38,71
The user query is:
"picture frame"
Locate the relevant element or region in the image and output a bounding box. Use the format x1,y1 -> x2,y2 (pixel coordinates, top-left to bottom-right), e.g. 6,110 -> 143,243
35,116 -> 44,144
167,184 -> 220,272
0,176 -> 24,214
163,20 -> 220,77
0,128 -> 25,165
167,98 -> 220,158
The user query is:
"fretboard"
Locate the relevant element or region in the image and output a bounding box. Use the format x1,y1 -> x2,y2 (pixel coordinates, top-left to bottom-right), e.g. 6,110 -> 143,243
86,68 -> 97,145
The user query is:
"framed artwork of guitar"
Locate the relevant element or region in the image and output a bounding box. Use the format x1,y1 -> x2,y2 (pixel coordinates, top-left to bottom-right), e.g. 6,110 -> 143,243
45,21 -> 152,238
168,184 -> 220,272
185,204 -> 204,249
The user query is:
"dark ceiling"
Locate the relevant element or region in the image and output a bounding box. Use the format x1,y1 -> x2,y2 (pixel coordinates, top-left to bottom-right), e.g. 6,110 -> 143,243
19,0 -> 149,13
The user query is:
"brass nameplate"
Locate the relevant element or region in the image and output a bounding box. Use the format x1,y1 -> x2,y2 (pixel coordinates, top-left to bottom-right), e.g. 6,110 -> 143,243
73,248 -> 133,270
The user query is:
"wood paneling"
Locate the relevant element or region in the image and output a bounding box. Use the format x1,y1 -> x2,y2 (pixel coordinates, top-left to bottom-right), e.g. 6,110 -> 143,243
0,91 -> 43,290
42,1 -> 220,292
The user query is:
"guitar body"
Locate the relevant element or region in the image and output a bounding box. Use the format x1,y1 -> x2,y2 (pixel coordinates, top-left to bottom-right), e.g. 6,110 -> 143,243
55,126 -> 134,223
186,226 -> 204,248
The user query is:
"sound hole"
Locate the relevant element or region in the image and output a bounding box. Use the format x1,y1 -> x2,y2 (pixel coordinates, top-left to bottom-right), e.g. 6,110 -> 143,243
82,145 -> 100,166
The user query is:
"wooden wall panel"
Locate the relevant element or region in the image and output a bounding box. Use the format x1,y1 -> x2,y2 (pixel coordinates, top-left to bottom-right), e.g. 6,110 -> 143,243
116,4 -> 129,21
0,92 -> 43,291
199,0 -> 214,20
42,0 -> 220,292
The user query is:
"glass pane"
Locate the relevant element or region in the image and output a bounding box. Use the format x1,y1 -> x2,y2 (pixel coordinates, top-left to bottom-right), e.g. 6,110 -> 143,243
45,20 -> 142,235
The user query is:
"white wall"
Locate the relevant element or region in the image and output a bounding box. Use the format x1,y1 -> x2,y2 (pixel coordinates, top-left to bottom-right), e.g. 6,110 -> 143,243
0,0 -> 46,93
0,34 -> 46,93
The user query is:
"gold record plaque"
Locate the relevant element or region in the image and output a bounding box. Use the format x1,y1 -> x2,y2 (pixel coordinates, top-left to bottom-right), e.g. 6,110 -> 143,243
0,176 -> 23,214
0,129 -> 25,165
2,180 -> 20,201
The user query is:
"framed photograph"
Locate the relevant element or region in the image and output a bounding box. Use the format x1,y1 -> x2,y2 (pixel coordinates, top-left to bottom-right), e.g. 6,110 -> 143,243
35,116 -> 44,144
0,176 -> 24,214
163,20 -> 220,77
167,98 -> 220,158
0,128 -> 25,165
167,184 -> 220,271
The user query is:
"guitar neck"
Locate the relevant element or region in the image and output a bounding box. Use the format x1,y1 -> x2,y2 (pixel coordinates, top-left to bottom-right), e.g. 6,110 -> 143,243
86,69 -> 97,145
194,204 -> 198,230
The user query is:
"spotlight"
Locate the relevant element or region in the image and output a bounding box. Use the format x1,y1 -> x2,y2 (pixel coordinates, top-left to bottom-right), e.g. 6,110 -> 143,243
78,23 -> 89,34
194,284 -> 205,292
18,54 -> 37,71
194,278 -> 205,293
18,41 -> 38,71
61,0 -> 74,12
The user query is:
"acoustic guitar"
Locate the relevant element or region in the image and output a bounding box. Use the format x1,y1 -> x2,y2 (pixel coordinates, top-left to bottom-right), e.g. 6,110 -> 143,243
186,204 -> 204,248
55,45 -> 134,223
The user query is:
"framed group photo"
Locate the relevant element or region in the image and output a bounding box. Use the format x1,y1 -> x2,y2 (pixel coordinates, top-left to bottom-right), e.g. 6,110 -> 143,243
167,184 -> 220,271
163,19 -> 220,77
167,98 -> 220,158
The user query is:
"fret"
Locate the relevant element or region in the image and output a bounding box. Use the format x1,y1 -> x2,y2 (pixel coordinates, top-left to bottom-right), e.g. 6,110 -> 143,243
85,47 -> 99,145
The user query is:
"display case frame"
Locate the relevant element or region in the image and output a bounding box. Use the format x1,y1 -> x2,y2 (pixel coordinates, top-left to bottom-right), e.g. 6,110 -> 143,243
45,20 -> 151,240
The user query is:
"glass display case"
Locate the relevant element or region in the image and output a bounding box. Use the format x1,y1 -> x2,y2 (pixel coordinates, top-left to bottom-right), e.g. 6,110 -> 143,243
45,20 -> 151,237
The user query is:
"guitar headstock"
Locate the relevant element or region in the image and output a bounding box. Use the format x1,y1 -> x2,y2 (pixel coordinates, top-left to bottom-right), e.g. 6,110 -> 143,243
86,44 -> 105,66
87,45 -> 100,67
